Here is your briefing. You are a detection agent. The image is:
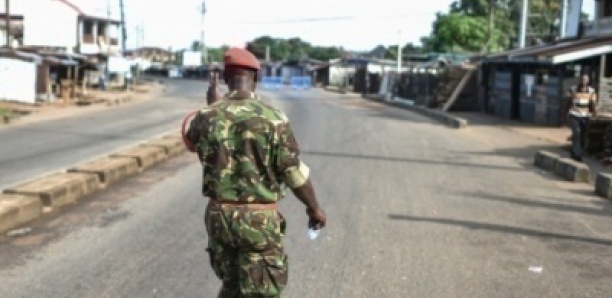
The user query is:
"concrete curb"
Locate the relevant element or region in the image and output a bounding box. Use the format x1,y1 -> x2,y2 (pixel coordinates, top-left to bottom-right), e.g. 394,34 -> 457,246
359,94 -> 468,129
110,145 -> 168,171
533,150 -> 590,183
4,172 -> 100,210
0,194 -> 43,234
388,100 -> 468,129
0,132 -> 190,236
142,138 -> 186,157
595,173 -> 612,201
68,157 -> 140,187
534,150 -> 560,171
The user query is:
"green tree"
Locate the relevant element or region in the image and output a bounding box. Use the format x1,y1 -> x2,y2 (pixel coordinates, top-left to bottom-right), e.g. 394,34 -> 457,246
430,12 -> 504,53
245,36 -> 342,61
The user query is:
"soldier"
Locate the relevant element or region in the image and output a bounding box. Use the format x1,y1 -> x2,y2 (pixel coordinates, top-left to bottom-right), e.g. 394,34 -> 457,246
185,47 -> 327,298
563,74 -> 598,162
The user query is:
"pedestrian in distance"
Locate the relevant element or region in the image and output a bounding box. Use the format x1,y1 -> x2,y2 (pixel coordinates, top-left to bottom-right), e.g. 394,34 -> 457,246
184,47 -> 327,298
563,73 -> 598,162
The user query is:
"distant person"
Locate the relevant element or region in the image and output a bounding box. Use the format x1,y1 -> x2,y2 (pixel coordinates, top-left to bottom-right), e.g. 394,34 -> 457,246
564,74 -> 598,162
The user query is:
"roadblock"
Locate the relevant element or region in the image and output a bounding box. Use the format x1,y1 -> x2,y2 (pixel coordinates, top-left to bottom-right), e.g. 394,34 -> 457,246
260,76 -> 313,90
261,77 -> 283,90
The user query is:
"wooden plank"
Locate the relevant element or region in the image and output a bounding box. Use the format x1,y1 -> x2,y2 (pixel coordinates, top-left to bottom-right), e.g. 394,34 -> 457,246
442,69 -> 476,112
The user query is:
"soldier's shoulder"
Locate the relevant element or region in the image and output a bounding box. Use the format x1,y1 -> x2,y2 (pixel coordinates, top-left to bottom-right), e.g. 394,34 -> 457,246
199,100 -> 228,115
252,97 -> 289,122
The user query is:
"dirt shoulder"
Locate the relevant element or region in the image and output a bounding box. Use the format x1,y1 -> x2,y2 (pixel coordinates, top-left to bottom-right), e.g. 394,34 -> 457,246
0,80 -> 166,129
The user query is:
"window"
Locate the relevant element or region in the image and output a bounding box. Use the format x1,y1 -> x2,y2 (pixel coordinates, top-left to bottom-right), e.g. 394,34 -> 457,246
97,23 -> 107,37
83,21 -> 93,35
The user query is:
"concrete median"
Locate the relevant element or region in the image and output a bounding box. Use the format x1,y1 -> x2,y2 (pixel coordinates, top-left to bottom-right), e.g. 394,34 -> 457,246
68,157 -> 139,187
110,145 -> 168,171
142,138 -> 186,157
0,194 -> 43,235
4,172 -> 100,210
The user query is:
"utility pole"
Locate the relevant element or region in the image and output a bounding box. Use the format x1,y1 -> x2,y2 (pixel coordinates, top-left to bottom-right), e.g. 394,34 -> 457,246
519,0 -> 528,48
559,0 -> 568,39
5,0 -> 10,47
200,1 -> 208,64
120,0 -> 126,53
397,30 -> 402,74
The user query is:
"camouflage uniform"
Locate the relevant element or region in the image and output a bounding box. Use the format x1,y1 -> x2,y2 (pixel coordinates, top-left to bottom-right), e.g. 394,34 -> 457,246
187,91 -> 310,298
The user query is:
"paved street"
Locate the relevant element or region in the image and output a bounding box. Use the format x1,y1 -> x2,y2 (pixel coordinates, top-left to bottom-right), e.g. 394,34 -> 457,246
1,80 -> 612,297
0,78 -> 207,190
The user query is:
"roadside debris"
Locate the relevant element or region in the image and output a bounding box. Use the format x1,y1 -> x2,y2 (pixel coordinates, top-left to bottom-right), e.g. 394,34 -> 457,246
6,227 -> 33,238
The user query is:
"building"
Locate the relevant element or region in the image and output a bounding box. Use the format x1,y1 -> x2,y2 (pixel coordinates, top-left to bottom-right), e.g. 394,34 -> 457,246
0,0 -> 121,55
479,0 -> 612,126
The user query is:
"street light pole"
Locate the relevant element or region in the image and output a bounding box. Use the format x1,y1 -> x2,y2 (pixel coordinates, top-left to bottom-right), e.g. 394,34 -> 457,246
519,0 -> 528,48
560,0 -> 569,39
5,0 -> 10,47
397,29 -> 402,74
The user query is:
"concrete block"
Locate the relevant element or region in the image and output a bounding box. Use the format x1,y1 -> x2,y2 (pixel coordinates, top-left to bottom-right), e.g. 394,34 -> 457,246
110,145 -> 168,170
4,172 -> 100,209
554,158 -> 570,177
563,160 -> 590,183
68,157 -> 139,187
534,151 -> 560,171
142,138 -> 186,157
553,158 -> 590,183
0,194 -> 43,234
595,173 -> 612,201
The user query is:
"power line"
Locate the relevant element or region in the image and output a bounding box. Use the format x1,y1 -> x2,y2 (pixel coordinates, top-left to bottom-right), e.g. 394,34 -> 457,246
206,12 -> 439,24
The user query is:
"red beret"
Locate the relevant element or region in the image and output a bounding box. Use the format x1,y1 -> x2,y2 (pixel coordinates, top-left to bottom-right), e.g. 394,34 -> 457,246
224,47 -> 260,71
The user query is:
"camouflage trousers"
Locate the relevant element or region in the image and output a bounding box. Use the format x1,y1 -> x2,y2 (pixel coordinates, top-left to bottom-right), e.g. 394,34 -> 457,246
205,203 -> 288,298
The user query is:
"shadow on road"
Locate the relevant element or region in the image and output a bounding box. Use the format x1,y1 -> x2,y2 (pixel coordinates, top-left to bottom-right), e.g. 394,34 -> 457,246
456,191 -> 612,218
387,214 -> 612,247
303,150 -> 527,172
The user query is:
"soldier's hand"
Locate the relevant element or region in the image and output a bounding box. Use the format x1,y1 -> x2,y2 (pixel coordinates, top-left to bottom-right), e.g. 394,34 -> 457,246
307,207 -> 326,230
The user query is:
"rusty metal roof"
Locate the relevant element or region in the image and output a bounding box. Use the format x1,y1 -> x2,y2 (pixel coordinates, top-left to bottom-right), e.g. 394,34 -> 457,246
485,36 -> 612,64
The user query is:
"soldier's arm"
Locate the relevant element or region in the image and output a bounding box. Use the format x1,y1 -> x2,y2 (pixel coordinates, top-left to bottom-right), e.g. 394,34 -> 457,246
275,121 -> 326,228
207,71 -> 222,105
186,112 -> 204,152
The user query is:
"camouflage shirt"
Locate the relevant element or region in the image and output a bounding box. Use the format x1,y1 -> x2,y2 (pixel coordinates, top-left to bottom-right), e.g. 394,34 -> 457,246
187,91 -> 310,202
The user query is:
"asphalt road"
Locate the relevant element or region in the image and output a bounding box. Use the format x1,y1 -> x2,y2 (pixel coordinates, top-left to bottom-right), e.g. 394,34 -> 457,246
1,82 -> 612,297
0,78 -> 208,190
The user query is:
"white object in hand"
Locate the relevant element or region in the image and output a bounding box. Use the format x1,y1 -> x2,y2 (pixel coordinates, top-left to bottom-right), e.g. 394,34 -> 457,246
308,228 -> 320,240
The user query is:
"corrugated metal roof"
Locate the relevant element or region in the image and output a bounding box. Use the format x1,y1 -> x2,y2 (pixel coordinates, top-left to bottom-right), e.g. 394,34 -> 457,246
485,36 -> 612,64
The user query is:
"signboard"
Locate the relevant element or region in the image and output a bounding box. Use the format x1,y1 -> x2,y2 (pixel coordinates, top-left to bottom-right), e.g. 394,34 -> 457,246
182,51 -> 202,67
563,0 -> 583,38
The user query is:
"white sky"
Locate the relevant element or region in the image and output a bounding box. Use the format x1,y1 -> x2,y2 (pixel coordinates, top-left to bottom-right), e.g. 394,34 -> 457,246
119,0 -> 594,51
